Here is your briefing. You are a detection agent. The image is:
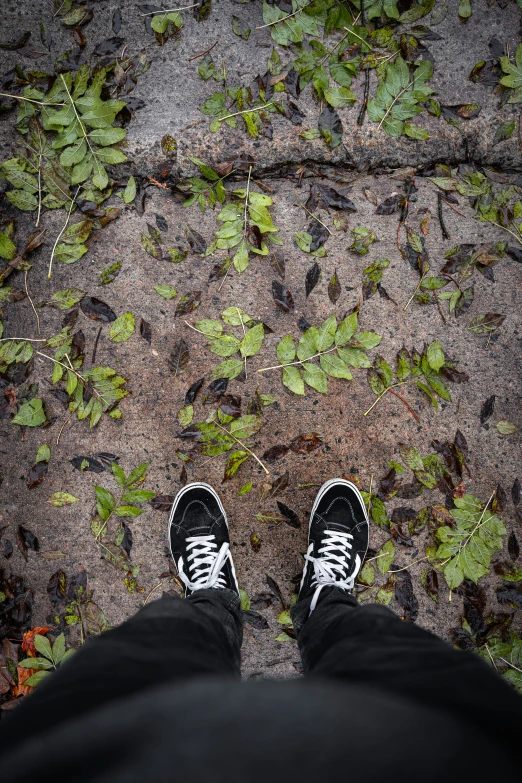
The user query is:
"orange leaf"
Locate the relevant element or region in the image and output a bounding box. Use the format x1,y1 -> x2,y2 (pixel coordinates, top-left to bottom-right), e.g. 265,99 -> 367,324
22,626 -> 52,657
12,666 -> 35,698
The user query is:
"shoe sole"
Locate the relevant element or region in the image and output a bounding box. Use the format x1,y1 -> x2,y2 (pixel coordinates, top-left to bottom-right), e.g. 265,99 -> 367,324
309,477 -> 370,555
167,482 -> 239,593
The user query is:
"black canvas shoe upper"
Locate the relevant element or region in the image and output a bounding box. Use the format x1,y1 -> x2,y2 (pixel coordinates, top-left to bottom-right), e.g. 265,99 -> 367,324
298,479 -> 369,612
168,483 -> 239,598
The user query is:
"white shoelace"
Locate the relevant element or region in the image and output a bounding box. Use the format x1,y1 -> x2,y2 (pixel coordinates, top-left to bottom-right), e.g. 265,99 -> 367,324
177,535 -> 230,591
305,529 -> 360,612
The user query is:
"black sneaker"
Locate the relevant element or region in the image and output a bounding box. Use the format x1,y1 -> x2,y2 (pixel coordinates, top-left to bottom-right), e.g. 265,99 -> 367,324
297,479 -> 369,612
168,482 -> 239,597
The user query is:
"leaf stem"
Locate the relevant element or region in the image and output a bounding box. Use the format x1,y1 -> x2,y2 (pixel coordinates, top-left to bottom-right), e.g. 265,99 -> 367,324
487,220 -> 522,247
215,422 -> 270,475
363,380 -> 412,416
257,346 -> 337,373
376,78 -> 415,131
342,26 -> 372,51
293,191 -> 332,234
388,387 -> 420,423
403,268 -> 428,311
0,92 -> 65,107
140,3 -> 198,15
47,185 -> 79,279
256,0 -> 313,29
219,103 -> 274,122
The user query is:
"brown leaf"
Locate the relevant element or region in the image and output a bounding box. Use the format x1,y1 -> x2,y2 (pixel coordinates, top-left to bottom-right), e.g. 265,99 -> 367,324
452,481 -> 466,498
289,432 -> 322,454
394,571 -> 418,622
140,318 -> 152,344
276,501 -> 301,528
250,531 -> 261,553
492,483 -> 507,513
185,377 -> 204,405
175,291 -> 202,317
23,228 -> 46,254
185,225 -> 206,254
480,395 -> 495,424
168,339 -> 189,375
511,478 -> 520,507
262,444 -> 289,463
508,530 -> 519,561
305,262 -> 321,297
17,526 -> 39,561
271,280 -> 294,313
80,297 -> 116,322
328,269 -> 341,304
26,462 -> 48,489
149,494 -> 174,512
259,471 -> 289,501
270,253 -> 285,280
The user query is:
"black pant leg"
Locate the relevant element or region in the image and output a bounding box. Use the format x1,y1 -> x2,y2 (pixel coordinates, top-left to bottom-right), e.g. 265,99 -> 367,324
1,589 -> 242,746
291,587 -> 522,755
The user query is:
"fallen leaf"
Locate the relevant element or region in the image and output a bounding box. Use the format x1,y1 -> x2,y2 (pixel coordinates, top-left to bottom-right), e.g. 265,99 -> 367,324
169,339 -> 190,375
289,432 -> 322,454
305,262 -> 321,297
272,280 -> 294,313
140,318 -> 152,343
496,420 -> 517,435
480,395 -> 495,424
80,297 -> 116,322
276,501 -> 301,528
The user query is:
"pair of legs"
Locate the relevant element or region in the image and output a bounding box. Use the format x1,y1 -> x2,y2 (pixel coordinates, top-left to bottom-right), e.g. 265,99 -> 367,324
2,479 -> 520,751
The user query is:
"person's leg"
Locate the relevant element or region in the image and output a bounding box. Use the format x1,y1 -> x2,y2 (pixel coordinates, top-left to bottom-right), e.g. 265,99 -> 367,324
291,479 -> 522,753
2,483 -> 242,744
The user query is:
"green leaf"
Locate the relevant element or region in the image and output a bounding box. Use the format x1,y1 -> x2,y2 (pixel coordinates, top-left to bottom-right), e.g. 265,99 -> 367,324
71,155 -> 93,184
324,86 -> 357,108
201,92 -> 226,115
35,444 -> 51,463
277,335 -> 296,364
368,368 -> 386,396
240,323 -> 264,358
224,450 -> 249,480
92,159 -> 109,191
50,288 -> 86,309
52,632 -> 66,664
88,127 -> 127,146
114,505 -> 144,518
301,362 -> 328,393
496,420 -> 518,435
109,312 -> 135,342
177,404 -> 194,427
370,495 -> 389,528
123,176 -> 136,204
337,347 -> 370,368
24,670 -> 52,687
154,285 -> 177,299
426,340 -> 444,371
47,492 -> 79,507
282,365 -> 305,395
0,231 -> 18,261
493,120 -> 516,145
238,482 -> 252,496
95,485 -> 115,520
34,634 -> 53,660
6,189 -> 38,211
18,656 -> 53,670
12,399 -> 46,427
352,331 -> 382,350
297,326 -> 319,361
239,588 -> 251,611
335,313 -> 358,347
122,489 -> 155,503
319,353 -> 352,380
59,138 -> 87,167
211,358 -> 244,380
404,122 -> 429,140
399,443 -> 424,471
317,316 -> 337,352
358,562 -> 375,586
377,540 -> 395,575
230,415 -> 264,439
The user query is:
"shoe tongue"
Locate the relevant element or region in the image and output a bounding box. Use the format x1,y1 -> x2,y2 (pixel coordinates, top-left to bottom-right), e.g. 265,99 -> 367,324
327,522 -> 347,534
